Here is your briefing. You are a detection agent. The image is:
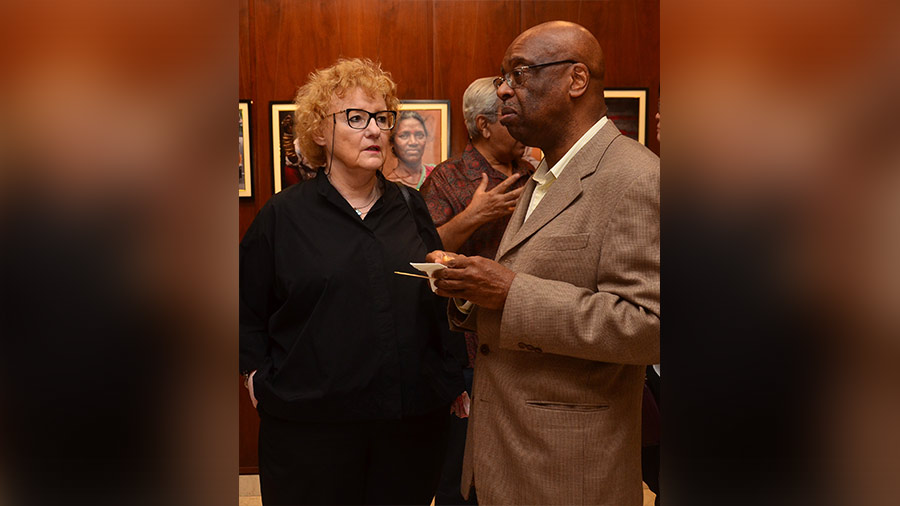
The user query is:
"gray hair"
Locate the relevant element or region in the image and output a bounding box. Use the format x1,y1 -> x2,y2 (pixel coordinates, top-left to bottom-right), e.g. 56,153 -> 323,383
463,77 -> 500,139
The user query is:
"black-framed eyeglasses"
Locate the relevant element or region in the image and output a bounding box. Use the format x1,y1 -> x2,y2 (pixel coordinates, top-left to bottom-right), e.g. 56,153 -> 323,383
329,109 -> 397,130
493,59 -> 579,89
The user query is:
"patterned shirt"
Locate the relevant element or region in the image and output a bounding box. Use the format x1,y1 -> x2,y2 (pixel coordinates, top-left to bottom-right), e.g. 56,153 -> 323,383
421,142 -> 534,367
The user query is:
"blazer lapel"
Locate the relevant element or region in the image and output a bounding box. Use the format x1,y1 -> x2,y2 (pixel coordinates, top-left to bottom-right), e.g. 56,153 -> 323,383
496,121 -> 622,260
495,176 -> 534,259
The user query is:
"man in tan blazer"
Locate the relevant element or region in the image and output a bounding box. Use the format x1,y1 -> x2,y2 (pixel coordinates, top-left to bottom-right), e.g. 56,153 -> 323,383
427,21 -> 660,505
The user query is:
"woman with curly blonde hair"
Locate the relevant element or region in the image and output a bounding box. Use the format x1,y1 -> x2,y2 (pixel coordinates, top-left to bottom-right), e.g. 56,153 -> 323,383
240,58 -> 465,505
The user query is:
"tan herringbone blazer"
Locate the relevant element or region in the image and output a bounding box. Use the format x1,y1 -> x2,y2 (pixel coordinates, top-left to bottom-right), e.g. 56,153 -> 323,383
454,120 -> 660,505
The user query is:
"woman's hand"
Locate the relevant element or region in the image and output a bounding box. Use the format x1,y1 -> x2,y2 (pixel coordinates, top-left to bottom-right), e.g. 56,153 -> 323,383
244,370 -> 258,408
450,391 -> 471,418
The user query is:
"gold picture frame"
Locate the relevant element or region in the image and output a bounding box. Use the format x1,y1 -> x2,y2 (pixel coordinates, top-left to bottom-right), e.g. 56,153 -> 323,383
384,100 -> 451,174
605,89 -> 648,146
239,100 -> 253,198
271,102 -> 301,194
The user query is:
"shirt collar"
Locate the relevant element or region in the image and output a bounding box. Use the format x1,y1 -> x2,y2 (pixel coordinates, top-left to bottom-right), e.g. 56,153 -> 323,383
462,141 -> 532,181
461,142 -> 489,181
532,116 -> 608,185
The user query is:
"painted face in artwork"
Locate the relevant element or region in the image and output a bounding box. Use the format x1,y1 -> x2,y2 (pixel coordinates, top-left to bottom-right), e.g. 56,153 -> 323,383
393,117 -> 427,166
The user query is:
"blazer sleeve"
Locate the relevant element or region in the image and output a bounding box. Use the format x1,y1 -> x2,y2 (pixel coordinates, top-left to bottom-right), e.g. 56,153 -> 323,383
497,168 -> 660,365
447,300 -> 478,332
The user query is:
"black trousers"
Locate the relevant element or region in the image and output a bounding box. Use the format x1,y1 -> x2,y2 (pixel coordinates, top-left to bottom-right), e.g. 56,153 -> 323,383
642,444 -> 661,505
258,407 -> 450,505
435,368 -> 478,505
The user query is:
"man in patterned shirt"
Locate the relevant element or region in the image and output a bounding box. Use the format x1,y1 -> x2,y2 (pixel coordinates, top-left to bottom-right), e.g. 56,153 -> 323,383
420,76 -> 534,505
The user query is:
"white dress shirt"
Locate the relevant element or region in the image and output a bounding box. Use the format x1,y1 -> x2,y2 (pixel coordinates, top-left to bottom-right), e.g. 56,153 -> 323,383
524,116 -> 608,221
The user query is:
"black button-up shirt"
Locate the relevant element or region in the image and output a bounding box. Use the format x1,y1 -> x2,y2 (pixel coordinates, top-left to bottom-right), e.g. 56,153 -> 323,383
240,170 -> 464,422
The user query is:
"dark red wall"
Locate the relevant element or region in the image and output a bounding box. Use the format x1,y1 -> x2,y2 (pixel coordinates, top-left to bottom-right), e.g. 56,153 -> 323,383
239,0 -> 659,472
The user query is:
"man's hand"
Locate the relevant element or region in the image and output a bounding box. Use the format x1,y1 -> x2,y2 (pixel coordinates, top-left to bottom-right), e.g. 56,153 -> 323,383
434,173 -> 524,252
463,172 -> 523,225
430,253 -> 516,310
425,250 -> 456,264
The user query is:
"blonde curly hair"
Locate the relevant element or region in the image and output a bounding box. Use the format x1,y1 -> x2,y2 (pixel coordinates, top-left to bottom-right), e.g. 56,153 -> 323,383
293,58 -> 400,168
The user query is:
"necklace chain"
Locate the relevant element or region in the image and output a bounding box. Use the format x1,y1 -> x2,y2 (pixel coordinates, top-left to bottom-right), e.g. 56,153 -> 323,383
329,174 -> 379,216
352,190 -> 379,215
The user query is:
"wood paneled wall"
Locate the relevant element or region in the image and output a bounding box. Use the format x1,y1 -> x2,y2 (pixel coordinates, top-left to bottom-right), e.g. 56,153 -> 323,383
239,0 -> 658,472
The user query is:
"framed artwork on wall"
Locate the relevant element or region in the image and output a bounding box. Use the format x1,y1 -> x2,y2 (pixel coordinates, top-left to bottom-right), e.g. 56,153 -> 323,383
270,102 -> 319,194
605,88 -> 648,146
239,100 -> 253,198
383,100 -> 451,182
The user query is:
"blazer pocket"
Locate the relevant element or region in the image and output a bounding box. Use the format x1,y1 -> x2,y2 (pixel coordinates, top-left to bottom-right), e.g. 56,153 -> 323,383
530,233 -> 590,251
526,400 -> 609,412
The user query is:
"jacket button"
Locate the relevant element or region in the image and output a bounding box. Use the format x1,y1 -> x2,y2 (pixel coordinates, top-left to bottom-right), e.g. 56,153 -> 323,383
480,344 -> 490,355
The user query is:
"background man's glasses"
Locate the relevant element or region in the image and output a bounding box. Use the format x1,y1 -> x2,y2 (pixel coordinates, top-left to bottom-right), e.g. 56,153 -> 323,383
493,59 -> 578,89
330,109 -> 397,130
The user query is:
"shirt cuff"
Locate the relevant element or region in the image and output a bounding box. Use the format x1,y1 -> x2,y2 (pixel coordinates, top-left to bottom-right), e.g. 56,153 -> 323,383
454,298 -> 474,314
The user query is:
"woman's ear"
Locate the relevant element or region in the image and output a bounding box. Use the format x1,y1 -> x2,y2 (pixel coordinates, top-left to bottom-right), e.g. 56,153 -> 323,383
312,125 -> 327,147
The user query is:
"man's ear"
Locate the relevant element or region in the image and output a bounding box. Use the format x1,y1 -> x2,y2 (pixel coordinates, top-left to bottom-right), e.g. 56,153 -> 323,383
569,63 -> 590,98
476,115 -> 490,139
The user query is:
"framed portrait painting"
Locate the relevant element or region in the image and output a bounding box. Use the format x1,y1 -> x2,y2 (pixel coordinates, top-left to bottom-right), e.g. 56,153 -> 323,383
270,101 -> 319,194
239,100 -> 253,198
383,100 -> 450,185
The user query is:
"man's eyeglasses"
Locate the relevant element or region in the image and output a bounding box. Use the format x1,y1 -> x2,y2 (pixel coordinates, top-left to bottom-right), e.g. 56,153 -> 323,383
493,60 -> 579,89
330,109 -> 397,130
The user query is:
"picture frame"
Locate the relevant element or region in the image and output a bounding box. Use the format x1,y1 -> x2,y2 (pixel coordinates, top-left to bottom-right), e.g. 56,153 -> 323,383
270,99 -> 452,194
384,100 -> 451,179
239,100 -> 253,198
604,88 -> 648,146
270,102 -> 310,195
